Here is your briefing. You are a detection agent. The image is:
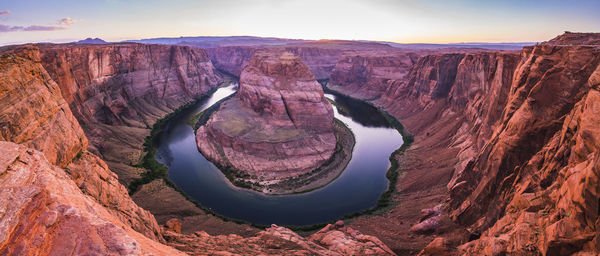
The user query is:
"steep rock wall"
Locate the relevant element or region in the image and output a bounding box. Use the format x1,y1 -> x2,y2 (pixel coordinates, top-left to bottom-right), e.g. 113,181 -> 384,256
38,43 -> 222,184
0,45 -> 87,168
329,51 -> 420,99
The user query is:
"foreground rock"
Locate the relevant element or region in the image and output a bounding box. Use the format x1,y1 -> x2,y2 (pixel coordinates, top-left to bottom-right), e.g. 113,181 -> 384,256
163,221 -> 395,255
0,142 -> 184,255
196,51 -> 337,187
0,45 -> 87,168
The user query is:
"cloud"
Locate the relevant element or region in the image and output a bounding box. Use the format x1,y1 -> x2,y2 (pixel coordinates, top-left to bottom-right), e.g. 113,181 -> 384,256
58,17 -> 82,26
0,24 -> 66,32
0,15 -> 78,33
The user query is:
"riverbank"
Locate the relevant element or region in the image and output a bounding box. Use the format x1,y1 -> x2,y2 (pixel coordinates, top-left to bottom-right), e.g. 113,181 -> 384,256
325,82 -> 464,254
324,83 -> 413,214
133,82 -> 412,234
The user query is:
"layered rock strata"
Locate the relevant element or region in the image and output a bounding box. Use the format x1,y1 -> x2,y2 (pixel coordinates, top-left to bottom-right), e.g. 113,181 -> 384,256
338,32 -> 600,255
0,45 -> 87,168
204,40 -> 395,80
38,43 -> 222,184
0,45 -> 167,243
163,220 -> 395,256
196,51 -> 337,182
0,142 -> 184,255
328,51 -> 420,99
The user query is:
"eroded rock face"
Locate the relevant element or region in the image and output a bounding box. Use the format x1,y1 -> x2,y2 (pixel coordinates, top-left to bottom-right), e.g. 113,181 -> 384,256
0,45 -> 168,243
37,43 -> 222,185
196,51 -> 336,180
0,45 -> 87,168
0,142 -> 184,256
163,222 -> 395,256
39,43 -> 221,127
329,51 -> 419,99
364,32 -> 600,255
447,35 -> 600,255
205,40 -> 395,80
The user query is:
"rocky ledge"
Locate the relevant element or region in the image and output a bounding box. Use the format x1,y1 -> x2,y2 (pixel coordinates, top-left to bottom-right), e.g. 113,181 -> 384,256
196,51 -> 350,193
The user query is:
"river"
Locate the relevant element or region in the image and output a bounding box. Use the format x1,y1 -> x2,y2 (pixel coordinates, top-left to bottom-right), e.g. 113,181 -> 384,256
155,83 -> 404,226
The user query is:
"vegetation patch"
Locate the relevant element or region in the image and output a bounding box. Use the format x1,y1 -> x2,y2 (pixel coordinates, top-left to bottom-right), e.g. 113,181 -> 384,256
128,88 -> 217,194
323,82 -> 414,219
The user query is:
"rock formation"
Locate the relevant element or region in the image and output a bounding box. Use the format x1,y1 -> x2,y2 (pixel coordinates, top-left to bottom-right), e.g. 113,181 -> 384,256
329,51 -> 420,99
446,34 -> 600,255
339,32 -> 600,255
204,40 -> 395,80
0,142 -> 184,255
163,221 -> 395,255
38,43 -> 222,184
2,32 -> 599,255
0,45 -> 87,168
196,51 -> 337,182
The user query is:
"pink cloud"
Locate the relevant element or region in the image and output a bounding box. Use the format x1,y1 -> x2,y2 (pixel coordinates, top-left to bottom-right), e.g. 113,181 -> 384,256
0,24 -> 66,32
58,17 -> 82,26
0,10 -> 10,16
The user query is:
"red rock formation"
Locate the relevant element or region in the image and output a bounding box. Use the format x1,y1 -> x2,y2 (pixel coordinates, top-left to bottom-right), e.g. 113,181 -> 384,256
197,51 -> 336,180
163,221 -> 395,255
448,35 -> 600,255
0,45 -> 87,168
0,45 -> 168,242
39,43 -> 221,127
354,32 -> 600,255
329,51 -> 420,99
0,142 -> 184,255
37,43 -> 222,184
205,40 -> 395,80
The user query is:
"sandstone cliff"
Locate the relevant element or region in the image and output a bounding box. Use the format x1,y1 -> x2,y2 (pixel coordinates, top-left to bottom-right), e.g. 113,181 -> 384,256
0,142 -> 184,255
446,34 -> 600,255
205,40 -> 395,80
197,51 -> 337,182
0,45 -> 168,243
38,43 -> 221,181
329,51 -> 420,99
340,33 -> 600,255
0,45 -> 87,168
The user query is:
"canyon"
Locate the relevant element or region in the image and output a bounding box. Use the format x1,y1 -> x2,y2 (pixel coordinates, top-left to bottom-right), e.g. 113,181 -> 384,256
0,31 -> 598,255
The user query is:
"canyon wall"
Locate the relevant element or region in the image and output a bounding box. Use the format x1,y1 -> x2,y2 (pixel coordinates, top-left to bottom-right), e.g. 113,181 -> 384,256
329,51 -> 420,99
351,33 -> 600,255
447,36 -> 600,255
0,45 -> 87,168
206,46 -> 346,80
204,41 -> 396,80
0,45 -> 174,249
38,43 -> 222,184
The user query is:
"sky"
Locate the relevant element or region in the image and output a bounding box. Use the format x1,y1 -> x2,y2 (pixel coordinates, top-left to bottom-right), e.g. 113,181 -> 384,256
0,0 -> 598,45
